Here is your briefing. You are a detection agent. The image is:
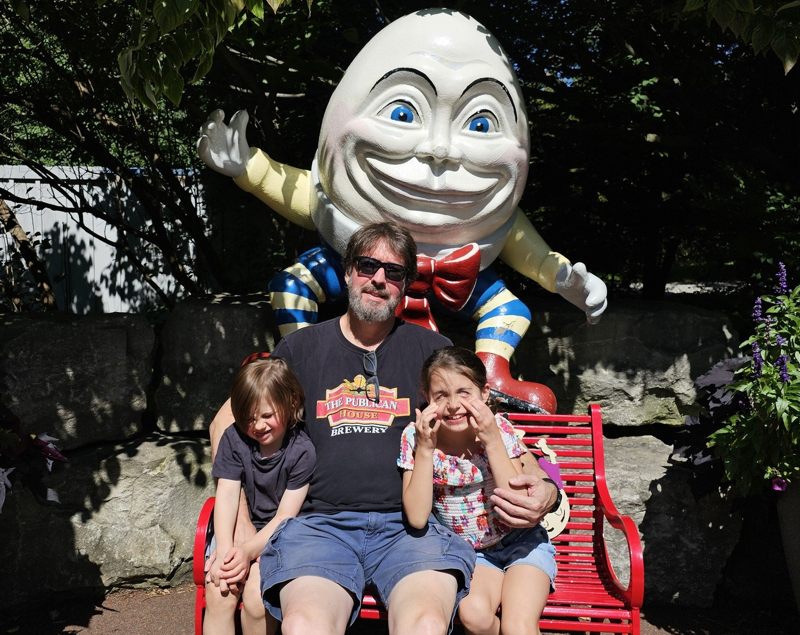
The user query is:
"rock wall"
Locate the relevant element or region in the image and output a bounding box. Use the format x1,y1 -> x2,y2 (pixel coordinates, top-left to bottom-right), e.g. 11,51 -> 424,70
0,436 -> 213,607
0,295 -> 749,609
0,313 -> 153,450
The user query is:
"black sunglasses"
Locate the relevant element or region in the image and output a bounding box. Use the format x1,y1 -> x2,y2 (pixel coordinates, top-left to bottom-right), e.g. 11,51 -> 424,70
353,256 -> 408,282
363,351 -> 380,402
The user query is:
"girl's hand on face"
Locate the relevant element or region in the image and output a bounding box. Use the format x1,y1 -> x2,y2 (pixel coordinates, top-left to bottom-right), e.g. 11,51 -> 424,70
462,393 -> 499,444
414,402 -> 440,450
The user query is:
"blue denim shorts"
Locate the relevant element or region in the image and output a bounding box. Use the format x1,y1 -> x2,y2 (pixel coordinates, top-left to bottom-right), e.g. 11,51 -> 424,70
475,524 -> 557,591
260,511 -> 476,629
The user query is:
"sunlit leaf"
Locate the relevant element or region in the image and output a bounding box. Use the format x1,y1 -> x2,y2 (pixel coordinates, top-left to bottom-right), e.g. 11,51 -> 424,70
777,1 -> 800,14
191,50 -> 214,83
772,25 -> 800,73
162,63 -> 184,106
138,78 -> 159,110
153,0 -> 196,34
245,0 -> 264,19
143,22 -> 159,48
266,0 -> 284,14
162,35 -> 185,67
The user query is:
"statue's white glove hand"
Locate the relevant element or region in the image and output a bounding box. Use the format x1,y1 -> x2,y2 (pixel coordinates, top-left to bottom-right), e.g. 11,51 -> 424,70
196,109 -> 250,178
555,262 -> 607,324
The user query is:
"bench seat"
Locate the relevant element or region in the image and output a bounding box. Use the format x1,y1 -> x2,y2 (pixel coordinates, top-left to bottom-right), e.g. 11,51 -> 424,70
193,404 -> 644,634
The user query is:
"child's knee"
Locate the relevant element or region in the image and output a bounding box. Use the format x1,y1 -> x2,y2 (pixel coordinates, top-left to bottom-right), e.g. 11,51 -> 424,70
241,597 -> 267,621
205,581 -> 241,613
241,572 -> 266,620
457,596 -> 497,635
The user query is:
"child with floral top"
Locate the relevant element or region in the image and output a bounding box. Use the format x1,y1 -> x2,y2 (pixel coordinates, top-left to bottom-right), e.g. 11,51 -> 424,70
399,346 -> 556,635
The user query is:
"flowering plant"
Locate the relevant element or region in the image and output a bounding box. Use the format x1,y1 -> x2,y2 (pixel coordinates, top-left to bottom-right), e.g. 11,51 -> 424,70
709,263 -> 800,495
0,401 -> 66,513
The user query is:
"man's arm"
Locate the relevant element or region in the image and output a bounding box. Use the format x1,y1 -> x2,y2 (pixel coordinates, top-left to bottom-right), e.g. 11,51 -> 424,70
490,451 -> 559,527
209,398 -> 234,462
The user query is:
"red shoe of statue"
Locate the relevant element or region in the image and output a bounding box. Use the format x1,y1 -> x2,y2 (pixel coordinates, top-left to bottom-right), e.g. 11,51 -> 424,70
478,352 -> 557,415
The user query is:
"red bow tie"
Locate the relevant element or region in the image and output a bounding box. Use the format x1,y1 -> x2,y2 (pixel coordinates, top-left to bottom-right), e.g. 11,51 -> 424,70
395,243 -> 481,332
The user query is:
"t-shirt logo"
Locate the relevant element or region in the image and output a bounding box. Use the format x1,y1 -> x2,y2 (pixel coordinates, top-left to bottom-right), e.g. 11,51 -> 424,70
316,375 -> 411,434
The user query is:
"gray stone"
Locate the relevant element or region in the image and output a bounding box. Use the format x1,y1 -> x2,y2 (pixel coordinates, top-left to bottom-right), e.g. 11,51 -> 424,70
0,435 -> 214,607
441,297 -> 738,426
604,435 -> 742,607
0,297 -> 746,609
155,294 -> 279,433
0,313 -> 154,450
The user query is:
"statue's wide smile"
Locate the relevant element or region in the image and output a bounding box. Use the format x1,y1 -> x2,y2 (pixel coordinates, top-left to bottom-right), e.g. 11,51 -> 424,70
363,155 -> 503,209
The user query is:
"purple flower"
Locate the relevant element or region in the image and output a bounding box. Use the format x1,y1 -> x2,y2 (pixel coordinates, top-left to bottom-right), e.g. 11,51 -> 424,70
752,297 -> 763,322
772,477 -> 788,491
777,335 -> 787,346
775,354 -> 790,384
751,342 -> 764,377
775,262 -> 788,294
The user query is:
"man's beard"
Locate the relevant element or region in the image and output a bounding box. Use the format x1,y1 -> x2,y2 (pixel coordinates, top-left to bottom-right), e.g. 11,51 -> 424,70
348,282 -> 401,323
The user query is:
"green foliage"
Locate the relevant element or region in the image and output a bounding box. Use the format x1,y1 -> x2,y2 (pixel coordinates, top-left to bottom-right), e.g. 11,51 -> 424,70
504,0 -> 798,297
682,0 -> 800,73
0,232 -> 54,313
106,0 -> 312,109
1,0 -> 798,308
709,263 -> 800,493
0,0 -> 231,309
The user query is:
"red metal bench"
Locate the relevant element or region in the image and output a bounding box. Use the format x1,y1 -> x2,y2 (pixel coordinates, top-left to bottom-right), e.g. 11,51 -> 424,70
193,404 -> 644,634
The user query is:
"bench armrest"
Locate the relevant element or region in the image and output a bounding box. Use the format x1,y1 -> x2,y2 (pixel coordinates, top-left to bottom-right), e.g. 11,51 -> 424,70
193,497 -> 215,587
590,406 -> 644,608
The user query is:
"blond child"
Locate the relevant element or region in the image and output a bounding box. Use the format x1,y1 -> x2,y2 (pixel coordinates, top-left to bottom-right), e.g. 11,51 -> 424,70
205,357 -> 315,635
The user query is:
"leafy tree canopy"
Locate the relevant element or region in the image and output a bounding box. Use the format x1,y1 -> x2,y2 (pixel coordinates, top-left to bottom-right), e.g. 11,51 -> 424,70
0,0 -> 797,314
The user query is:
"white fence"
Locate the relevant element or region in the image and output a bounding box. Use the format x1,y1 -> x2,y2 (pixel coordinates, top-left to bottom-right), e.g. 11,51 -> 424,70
0,165 -> 205,314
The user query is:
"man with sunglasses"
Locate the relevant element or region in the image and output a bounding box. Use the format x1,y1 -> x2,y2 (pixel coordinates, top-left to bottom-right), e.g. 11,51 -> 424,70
208,222 -> 558,635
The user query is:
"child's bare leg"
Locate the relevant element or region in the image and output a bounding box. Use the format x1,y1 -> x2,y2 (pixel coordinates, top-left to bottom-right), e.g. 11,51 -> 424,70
241,561 -> 277,635
498,565 -> 550,635
203,577 -> 241,635
457,565 -> 504,635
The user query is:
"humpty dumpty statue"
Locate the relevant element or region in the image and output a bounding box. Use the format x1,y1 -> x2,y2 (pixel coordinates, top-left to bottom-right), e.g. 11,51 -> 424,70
198,8 -> 607,414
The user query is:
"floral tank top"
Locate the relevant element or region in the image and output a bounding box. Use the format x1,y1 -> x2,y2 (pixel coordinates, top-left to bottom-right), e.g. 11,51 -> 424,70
397,414 -> 528,548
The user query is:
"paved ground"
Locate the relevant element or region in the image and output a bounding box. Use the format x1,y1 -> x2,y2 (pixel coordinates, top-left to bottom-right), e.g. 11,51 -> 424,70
1,582 -> 798,635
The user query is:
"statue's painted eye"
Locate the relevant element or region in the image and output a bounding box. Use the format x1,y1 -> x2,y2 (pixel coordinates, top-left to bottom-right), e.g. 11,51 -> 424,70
467,115 -> 493,133
390,104 -> 415,123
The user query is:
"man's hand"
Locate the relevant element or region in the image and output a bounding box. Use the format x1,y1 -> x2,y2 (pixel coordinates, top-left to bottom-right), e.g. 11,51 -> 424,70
490,473 -> 558,527
197,109 -> 251,178
555,262 -> 607,324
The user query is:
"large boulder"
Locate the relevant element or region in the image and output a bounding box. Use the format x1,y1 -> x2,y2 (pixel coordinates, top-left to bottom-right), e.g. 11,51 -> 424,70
0,435 -> 214,607
155,294 -> 279,433
443,296 -> 737,426
604,435 -> 742,607
0,313 -> 154,451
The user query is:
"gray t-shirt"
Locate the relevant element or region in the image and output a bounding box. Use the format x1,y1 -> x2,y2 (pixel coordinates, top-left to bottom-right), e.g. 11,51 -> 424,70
212,425 -> 315,530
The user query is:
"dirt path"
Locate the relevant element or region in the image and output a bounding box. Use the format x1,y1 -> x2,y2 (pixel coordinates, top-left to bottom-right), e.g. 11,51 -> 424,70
1,582 -> 797,634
